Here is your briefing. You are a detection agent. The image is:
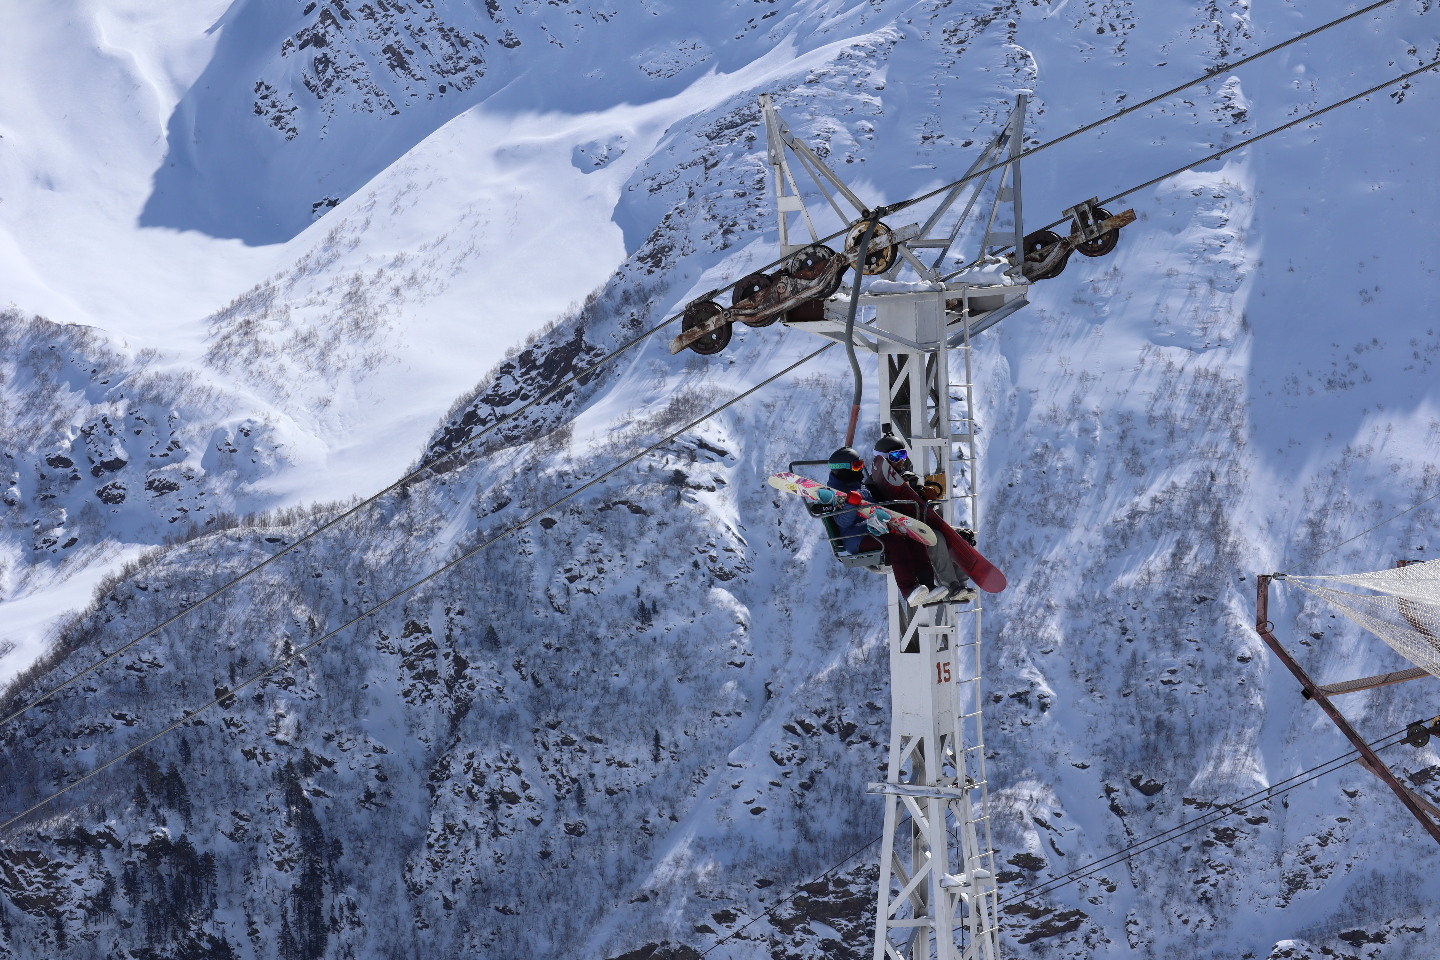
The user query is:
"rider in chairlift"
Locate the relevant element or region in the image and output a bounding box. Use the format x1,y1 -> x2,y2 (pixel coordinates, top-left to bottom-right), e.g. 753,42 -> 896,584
865,428 -> 979,605
822,445 -> 959,608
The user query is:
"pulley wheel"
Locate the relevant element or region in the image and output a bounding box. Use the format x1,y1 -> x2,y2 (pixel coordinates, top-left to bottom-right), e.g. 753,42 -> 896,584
732,273 -> 781,327
846,220 -> 898,276
1405,721 -> 1432,748
731,273 -> 771,307
1073,207 -> 1120,258
683,300 -> 730,355
1024,229 -> 1069,280
787,244 -> 844,298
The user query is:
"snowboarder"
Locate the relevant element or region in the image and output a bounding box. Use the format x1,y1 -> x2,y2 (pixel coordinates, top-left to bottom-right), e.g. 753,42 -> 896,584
866,430 -> 980,603
822,446 -> 954,607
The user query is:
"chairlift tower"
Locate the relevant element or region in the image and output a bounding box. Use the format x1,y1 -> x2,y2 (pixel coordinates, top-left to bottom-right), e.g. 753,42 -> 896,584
762,94 -> 1031,960
671,93 -> 1132,957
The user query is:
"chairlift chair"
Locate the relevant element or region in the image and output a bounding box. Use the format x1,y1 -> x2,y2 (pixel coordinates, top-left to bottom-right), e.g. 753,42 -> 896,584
788,458 -> 889,573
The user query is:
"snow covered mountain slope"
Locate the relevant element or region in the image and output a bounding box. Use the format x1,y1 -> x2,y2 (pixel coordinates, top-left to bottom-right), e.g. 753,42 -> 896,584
1,0 -> 818,661
2,1 -> 1440,959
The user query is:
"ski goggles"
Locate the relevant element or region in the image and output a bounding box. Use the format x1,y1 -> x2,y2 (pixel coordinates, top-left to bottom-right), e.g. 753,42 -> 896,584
829,458 -> 864,472
879,448 -> 910,463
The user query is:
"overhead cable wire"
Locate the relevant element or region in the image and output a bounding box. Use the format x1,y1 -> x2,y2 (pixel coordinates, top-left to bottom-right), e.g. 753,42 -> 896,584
1284,488 -> 1440,573
0,49 -> 1432,960
699,724 -> 1416,954
651,0 -> 1421,288
7,0 -> 1437,829
893,0 -> 1406,220
1066,56 -> 1440,232
9,49 -> 1438,827
0,304 -> 685,734
4,5 -> 1424,736
919,55 -> 1440,275
0,344 -> 832,833
9,55 -> 1437,822
999,726 -> 1413,909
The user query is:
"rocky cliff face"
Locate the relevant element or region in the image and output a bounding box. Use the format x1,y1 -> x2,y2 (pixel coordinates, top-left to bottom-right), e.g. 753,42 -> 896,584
143,0 -> 901,244
0,311 -> 293,561
3,1 -> 1440,959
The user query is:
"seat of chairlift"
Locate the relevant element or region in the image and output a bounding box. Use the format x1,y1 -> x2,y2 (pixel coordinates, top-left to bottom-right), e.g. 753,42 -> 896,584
806,502 -> 889,572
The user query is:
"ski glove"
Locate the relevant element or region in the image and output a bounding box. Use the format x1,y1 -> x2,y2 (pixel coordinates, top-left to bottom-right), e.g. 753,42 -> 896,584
864,515 -> 889,537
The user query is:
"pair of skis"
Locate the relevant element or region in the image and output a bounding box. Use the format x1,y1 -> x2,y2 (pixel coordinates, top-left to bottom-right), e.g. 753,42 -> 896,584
767,472 -> 1005,593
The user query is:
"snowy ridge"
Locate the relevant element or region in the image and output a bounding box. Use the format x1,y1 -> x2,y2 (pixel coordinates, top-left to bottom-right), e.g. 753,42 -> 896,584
0,309 -> 311,681
1,1 -> 1439,959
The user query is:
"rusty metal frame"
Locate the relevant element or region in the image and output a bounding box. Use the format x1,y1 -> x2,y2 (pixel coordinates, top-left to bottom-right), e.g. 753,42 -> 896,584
1255,573 -> 1440,845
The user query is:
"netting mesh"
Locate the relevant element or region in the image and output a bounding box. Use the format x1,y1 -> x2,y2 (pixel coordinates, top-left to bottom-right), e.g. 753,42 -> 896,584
1285,559 -> 1440,678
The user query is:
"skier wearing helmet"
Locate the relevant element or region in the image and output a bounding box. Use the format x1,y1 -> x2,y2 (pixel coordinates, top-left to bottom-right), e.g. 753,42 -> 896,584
821,445 -> 952,607
867,428 -> 979,604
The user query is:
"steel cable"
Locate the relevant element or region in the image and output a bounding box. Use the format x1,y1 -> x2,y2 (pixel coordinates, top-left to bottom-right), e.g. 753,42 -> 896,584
0,303 -> 683,733
699,723 -> 1420,954
1284,488 -> 1440,573
893,0 -> 1408,221
4,1 -> 1437,847
5,5 -> 1422,737
1072,57 -> 1440,233
999,726 -> 1413,910
0,344 -> 832,833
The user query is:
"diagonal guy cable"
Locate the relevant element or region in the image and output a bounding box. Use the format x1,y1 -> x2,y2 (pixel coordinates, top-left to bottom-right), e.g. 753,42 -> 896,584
3,3 -> 1416,734
694,726 -> 1415,954
1288,488 -> 1440,573
0,344 -> 832,833
894,0 -> 1405,218
0,307 -> 683,732
999,727 -> 1412,908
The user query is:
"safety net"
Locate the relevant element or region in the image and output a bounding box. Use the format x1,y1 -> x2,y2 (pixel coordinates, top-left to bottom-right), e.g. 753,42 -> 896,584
1285,558 -> 1440,678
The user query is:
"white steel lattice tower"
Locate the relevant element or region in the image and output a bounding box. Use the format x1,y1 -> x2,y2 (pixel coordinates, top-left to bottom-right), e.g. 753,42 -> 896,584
867,303 -> 1001,960
759,94 -> 1034,960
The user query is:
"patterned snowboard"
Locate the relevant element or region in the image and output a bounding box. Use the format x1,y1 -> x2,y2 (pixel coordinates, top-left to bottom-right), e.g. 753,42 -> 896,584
767,472 -> 937,546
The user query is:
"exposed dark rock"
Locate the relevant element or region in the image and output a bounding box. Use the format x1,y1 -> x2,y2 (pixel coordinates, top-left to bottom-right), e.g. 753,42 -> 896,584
1129,775 -> 1165,796
1017,908 -> 1088,944
1008,851 -> 1047,871
145,475 -> 182,496
96,480 -> 127,504
607,942 -> 701,960
422,325 -> 606,468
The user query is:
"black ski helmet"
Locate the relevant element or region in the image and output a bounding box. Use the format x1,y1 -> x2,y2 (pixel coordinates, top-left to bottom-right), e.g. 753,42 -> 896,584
828,446 -> 864,480
874,430 -> 909,460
